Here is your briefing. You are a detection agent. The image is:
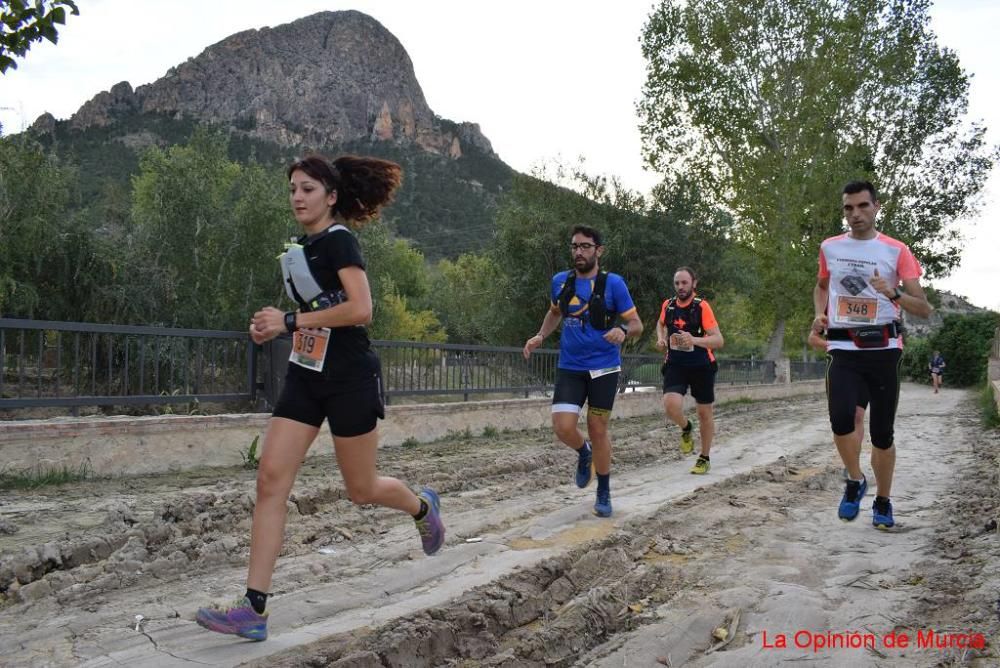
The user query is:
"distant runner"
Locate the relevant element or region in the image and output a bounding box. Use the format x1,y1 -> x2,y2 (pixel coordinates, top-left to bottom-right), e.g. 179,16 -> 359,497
929,350 -> 946,393
656,266 -> 724,475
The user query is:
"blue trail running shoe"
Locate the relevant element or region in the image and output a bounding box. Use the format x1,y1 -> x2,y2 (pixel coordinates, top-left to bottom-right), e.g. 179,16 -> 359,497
415,487 -> 445,555
838,476 -> 867,521
575,440 -> 594,488
872,497 -> 895,530
195,596 -> 268,641
594,487 -> 612,517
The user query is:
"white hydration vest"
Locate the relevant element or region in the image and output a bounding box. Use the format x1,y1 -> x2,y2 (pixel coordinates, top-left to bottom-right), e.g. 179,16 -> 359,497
279,224 -> 349,306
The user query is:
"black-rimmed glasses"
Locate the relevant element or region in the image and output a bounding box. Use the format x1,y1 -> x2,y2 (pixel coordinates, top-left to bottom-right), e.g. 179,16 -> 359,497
570,243 -> 596,251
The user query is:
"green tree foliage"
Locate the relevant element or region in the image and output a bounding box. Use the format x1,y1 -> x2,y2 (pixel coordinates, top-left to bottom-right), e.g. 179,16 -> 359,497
0,135 -> 176,323
0,0 -> 78,73
359,222 -> 445,342
901,312 -> 1000,386
431,253 -> 505,344
130,129 -> 292,329
489,170 -> 752,349
490,174 -> 605,346
370,292 -> 446,343
0,135 -> 72,315
639,0 -> 998,353
0,134 -> 120,320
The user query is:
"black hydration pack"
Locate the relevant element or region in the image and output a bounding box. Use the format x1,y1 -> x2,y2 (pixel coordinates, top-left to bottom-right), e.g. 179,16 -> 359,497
663,296 -> 705,336
557,270 -> 617,330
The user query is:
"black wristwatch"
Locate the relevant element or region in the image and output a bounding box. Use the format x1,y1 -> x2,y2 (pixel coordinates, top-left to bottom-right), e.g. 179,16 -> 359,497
618,323 -> 629,337
889,287 -> 903,302
284,311 -> 298,332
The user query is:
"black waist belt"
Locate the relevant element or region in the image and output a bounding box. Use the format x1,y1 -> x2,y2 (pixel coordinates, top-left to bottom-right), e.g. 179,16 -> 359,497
826,321 -> 902,340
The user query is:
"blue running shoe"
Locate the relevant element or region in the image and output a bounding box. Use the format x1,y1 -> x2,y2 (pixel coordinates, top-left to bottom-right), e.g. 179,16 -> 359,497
196,596 -> 268,641
575,441 -> 594,488
872,497 -> 895,530
838,476 -> 867,521
594,487 -> 612,517
415,487 -> 445,555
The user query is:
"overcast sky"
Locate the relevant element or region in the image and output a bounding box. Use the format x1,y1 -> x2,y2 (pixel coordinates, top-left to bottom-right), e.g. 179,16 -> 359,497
2,0 -> 997,311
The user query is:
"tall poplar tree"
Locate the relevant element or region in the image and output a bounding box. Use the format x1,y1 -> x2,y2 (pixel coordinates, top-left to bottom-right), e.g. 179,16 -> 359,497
639,0 -> 996,356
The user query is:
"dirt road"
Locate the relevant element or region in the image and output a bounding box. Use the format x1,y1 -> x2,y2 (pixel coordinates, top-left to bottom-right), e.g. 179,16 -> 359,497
1,385 -> 997,667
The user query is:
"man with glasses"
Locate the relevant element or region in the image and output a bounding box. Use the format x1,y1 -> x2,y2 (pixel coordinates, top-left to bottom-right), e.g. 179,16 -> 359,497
523,225 -> 642,517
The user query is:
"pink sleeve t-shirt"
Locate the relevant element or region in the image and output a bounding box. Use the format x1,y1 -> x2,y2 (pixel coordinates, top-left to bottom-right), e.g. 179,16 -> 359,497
817,232 -> 922,351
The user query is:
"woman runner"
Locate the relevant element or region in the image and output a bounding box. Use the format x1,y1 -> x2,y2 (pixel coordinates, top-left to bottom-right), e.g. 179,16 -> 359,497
196,155 -> 444,641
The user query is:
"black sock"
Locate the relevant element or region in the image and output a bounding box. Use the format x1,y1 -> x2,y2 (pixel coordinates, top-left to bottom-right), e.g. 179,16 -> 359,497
682,420 -> 693,433
698,454 -> 710,461
597,473 -> 610,493
245,588 -> 268,614
413,498 -> 429,521
875,495 -> 890,505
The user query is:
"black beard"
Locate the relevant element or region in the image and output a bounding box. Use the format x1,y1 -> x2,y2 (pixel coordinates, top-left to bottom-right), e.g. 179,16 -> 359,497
675,288 -> 692,300
574,256 -> 597,274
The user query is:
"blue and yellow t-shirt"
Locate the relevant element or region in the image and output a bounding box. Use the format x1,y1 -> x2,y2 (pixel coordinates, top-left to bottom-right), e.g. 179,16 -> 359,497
549,270 -> 637,371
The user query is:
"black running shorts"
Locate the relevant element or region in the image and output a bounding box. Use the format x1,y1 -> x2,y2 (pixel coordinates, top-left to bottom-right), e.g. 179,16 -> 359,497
662,363 -> 716,404
826,348 -> 901,449
272,367 -> 385,438
552,368 -> 619,416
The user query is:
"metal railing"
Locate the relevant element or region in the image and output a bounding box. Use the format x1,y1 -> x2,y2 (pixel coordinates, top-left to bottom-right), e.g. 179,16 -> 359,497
263,337 -> 777,403
790,359 -> 827,382
1,318 -> 784,412
0,319 -> 253,410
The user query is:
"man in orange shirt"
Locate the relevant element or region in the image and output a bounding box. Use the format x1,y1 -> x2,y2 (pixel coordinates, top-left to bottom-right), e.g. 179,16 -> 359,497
656,267 -> 724,474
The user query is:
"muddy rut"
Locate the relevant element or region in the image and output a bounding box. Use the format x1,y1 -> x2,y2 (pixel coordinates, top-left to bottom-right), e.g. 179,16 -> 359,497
1,386 -> 997,667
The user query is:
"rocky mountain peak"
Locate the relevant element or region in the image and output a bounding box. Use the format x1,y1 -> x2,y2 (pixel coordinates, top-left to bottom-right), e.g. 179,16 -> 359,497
66,10 -> 494,158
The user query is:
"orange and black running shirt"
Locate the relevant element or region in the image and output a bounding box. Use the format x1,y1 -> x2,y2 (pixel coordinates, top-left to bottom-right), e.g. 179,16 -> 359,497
658,296 -> 718,367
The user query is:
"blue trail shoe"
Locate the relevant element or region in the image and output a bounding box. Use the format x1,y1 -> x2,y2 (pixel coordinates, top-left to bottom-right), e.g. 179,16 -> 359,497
195,596 -> 268,641
872,497 -> 895,530
575,441 -> 594,488
594,487 -> 612,517
415,487 -> 445,555
838,476 -> 867,521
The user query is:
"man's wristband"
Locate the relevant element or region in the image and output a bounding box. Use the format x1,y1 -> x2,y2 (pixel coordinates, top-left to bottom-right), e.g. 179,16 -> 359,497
889,287 -> 903,302
284,311 -> 298,333
618,324 -> 629,337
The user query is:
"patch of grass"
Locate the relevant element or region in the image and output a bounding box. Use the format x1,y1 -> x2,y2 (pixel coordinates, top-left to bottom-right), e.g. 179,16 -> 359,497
401,436 -> 421,448
482,425 -> 499,439
240,435 -> 261,470
979,383 -> 1000,429
0,461 -> 93,490
444,427 -> 474,441
718,396 -> 757,408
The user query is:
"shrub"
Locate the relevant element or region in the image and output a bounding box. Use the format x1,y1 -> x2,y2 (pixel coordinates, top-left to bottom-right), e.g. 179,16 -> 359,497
902,313 -> 999,387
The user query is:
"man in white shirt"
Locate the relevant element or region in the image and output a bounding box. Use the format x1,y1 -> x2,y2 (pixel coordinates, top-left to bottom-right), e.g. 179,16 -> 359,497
812,181 -> 932,529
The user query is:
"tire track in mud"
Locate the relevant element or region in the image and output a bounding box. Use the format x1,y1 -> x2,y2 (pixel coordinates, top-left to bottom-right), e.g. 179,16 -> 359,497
6,388 -> 995,667
252,457 -> 835,667
0,395 -> 822,667
252,387 -> 1000,668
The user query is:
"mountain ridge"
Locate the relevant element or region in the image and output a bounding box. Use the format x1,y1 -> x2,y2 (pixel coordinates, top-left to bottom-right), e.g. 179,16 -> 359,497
40,10 -> 495,162
25,10 -> 512,258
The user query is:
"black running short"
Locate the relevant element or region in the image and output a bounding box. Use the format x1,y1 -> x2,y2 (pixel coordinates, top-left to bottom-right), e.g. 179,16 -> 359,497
272,365 -> 385,438
552,368 -> 619,416
826,348 -> 901,449
662,363 -> 716,404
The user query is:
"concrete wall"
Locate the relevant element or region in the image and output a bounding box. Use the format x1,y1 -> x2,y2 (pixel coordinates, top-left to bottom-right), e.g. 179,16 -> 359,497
0,380 -> 825,477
